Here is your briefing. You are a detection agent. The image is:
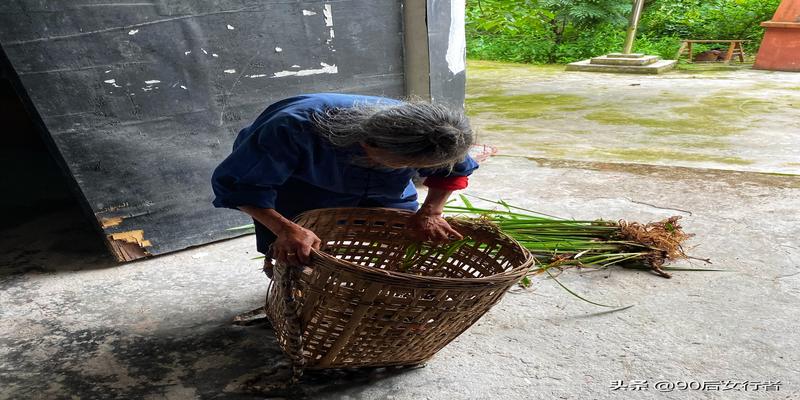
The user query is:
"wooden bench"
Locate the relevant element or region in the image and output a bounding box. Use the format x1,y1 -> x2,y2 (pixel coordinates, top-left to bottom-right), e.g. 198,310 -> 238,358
676,40 -> 749,64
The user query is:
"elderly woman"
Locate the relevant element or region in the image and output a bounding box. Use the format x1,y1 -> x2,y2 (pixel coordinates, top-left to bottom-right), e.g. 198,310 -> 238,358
211,93 -> 477,269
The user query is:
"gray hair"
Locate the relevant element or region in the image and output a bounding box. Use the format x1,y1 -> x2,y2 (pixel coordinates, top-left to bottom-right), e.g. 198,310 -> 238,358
312,101 -> 474,170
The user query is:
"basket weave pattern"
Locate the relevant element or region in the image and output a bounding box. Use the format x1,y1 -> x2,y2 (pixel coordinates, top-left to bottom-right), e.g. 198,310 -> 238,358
266,208 -> 532,371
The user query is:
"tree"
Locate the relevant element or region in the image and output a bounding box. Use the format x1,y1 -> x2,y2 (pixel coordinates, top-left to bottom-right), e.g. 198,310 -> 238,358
466,0 -> 776,63
537,0 -> 631,60
468,0 -> 633,62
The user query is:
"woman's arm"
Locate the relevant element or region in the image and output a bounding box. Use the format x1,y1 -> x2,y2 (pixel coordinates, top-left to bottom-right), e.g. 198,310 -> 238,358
212,116 -> 322,265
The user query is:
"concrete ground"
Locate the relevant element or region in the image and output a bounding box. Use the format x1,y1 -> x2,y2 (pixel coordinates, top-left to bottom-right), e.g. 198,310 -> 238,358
467,60 -> 800,174
2,62 -> 799,399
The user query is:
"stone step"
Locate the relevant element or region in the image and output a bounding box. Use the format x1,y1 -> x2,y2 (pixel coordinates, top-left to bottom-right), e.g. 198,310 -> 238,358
566,59 -> 677,74
607,53 -> 646,58
590,55 -> 661,66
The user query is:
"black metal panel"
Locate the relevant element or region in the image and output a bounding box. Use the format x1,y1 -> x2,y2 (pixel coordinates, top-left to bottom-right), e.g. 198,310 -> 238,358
427,0 -> 466,110
0,0 -> 405,260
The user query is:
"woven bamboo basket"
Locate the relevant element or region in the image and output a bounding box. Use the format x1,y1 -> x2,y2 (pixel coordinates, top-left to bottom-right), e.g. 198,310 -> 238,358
265,207 -> 532,376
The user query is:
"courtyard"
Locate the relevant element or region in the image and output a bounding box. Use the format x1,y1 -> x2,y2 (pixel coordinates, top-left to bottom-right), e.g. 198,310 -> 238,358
2,63 -> 798,399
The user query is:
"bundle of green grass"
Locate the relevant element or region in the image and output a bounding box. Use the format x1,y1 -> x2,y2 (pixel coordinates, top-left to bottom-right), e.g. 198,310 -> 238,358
444,196 -> 710,284
232,195 -> 709,293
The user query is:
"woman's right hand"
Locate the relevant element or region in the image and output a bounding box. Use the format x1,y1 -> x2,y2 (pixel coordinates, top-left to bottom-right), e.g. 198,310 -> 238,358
272,222 -> 322,266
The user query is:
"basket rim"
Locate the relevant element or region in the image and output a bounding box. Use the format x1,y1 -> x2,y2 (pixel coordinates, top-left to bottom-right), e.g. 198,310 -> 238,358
294,207 -> 535,286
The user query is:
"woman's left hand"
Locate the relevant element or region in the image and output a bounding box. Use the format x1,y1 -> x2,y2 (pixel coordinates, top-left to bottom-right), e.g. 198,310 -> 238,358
408,209 -> 463,243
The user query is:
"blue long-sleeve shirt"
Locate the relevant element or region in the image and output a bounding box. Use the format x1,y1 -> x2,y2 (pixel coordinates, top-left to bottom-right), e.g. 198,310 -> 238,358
211,93 -> 478,253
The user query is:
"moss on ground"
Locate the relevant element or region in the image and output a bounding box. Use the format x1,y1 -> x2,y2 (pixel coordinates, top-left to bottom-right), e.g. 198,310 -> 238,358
467,92 -> 586,119
466,60 -> 568,102
584,110 -> 665,129
465,58 -> 796,166
468,59 -> 564,74
668,139 -> 729,149
585,91 -> 776,137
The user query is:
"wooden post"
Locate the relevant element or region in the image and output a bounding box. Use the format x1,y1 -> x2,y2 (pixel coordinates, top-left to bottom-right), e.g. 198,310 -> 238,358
675,41 -> 688,60
723,41 -> 736,64
737,42 -> 746,62
622,0 -> 646,54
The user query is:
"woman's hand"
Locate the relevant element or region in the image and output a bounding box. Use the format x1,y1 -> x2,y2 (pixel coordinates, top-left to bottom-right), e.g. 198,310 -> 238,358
408,208 -> 463,243
272,222 -> 322,265
237,206 -> 322,266
410,187 -> 463,242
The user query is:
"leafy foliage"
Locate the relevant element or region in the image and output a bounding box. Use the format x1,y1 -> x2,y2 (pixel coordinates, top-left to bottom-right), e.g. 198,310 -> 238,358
467,0 -> 781,63
539,0 -> 631,27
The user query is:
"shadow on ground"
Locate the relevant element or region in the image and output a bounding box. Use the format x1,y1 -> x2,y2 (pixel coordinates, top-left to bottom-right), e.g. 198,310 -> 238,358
0,205 -> 419,399
2,307 -> 415,399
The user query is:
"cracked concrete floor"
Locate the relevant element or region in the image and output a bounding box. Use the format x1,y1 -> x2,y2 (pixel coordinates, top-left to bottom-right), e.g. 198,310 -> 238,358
2,65 -> 800,399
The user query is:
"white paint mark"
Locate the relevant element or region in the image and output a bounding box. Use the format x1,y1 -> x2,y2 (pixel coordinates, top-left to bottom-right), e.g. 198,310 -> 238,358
184,50 -> 192,55
180,85 -> 188,90
104,70 -> 111,73
171,82 -> 179,88
322,5 -> 335,45
445,0 -> 466,74
302,10 -> 317,16
104,79 -> 122,88
224,69 -> 236,74
275,47 -> 282,53
191,252 -> 208,259
201,48 -> 208,54
142,87 -> 153,92
272,62 -> 337,78
128,29 -> 139,35
212,53 -> 219,57
323,4 -> 333,27
144,80 -> 161,85
226,24 -> 235,30
247,74 -> 268,78
291,64 -> 301,68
